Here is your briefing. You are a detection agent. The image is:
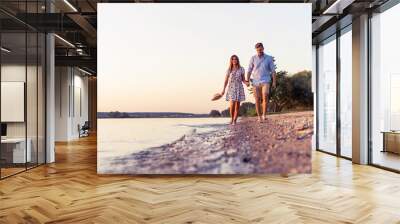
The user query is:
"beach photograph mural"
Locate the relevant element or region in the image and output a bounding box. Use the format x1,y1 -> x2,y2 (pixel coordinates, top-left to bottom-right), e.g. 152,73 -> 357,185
97,3 -> 313,174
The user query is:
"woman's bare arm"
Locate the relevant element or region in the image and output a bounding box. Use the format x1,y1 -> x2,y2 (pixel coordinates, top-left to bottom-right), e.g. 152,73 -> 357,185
241,69 -> 249,86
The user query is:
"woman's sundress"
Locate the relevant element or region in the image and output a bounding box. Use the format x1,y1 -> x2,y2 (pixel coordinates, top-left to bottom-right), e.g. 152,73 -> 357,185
226,67 -> 246,102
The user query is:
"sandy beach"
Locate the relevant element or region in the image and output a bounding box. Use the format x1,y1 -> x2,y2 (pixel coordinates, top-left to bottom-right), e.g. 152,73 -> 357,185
101,111 -> 313,174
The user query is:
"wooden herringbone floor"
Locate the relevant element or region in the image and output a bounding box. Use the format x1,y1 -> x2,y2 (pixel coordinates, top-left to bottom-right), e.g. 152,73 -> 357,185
1,135 -> 400,224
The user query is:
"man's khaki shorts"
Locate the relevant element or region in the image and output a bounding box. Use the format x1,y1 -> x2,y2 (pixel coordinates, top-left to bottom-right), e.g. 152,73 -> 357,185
253,82 -> 270,99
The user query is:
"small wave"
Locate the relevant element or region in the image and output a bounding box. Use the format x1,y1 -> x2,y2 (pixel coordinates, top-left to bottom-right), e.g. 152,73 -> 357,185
166,127 -> 197,145
132,125 -> 227,153
175,123 -> 227,129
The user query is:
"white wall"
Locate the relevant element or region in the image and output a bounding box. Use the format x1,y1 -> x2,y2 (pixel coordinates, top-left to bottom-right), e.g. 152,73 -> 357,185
1,63 -> 46,164
55,67 -> 89,141
1,65 -> 27,145
1,65 -> 38,138
55,66 -> 70,141
72,73 -> 89,138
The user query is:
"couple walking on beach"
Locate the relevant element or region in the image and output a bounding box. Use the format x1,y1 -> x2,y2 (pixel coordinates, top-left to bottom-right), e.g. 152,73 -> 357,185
221,42 -> 277,125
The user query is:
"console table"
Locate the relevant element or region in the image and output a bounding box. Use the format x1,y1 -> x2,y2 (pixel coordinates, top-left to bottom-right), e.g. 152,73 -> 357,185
381,131 -> 400,154
1,138 -> 32,164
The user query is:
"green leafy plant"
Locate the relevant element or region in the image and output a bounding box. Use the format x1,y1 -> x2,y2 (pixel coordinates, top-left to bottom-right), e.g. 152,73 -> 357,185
216,70 -> 313,116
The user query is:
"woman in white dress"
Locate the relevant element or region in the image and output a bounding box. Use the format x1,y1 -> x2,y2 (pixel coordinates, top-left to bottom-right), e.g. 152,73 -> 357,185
221,55 -> 249,125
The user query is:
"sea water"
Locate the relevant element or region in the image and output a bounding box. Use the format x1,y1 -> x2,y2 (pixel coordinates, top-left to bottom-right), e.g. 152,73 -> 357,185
97,117 -> 230,162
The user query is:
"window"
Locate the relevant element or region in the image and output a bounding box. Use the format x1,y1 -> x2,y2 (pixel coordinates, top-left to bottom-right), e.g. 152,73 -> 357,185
370,3 -> 400,171
317,36 -> 337,154
339,28 -> 352,158
0,3 -> 46,179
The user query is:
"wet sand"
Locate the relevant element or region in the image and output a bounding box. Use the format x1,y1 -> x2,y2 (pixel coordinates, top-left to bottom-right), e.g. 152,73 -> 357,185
102,111 -> 313,174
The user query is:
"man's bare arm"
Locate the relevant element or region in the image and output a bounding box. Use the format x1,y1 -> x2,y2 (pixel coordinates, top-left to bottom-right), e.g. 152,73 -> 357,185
272,71 -> 277,88
246,72 -> 252,83
247,57 -> 253,82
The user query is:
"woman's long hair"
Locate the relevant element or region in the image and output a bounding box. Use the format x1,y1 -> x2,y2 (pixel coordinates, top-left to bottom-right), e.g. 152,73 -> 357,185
228,55 -> 241,73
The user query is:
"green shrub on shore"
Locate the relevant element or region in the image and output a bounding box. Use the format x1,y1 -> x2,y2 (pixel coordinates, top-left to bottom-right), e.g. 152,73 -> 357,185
214,70 -> 313,117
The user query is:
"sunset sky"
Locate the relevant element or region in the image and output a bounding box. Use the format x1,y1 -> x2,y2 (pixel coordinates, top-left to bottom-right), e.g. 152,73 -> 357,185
98,3 -> 312,114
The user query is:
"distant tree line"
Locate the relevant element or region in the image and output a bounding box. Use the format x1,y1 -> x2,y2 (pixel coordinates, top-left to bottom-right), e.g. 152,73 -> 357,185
108,111 -> 129,118
209,70 -> 313,117
98,112 -> 209,119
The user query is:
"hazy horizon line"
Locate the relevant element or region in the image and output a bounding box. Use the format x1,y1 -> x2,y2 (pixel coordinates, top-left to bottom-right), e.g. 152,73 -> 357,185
97,111 -> 210,114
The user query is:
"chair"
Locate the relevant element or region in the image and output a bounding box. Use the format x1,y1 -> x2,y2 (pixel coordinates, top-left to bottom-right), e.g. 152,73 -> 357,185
79,121 -> 90,138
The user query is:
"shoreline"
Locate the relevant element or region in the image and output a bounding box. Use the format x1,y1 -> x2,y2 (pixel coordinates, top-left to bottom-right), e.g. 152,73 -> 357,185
97,109 -> 313,119
98,111 -> 313,174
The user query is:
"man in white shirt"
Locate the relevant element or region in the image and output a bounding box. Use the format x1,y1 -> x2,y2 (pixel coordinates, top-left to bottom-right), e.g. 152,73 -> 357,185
246,42 -> 277,122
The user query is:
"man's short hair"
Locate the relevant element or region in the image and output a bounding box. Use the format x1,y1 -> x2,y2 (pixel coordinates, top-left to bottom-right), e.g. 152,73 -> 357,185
255,42 -> 264,48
